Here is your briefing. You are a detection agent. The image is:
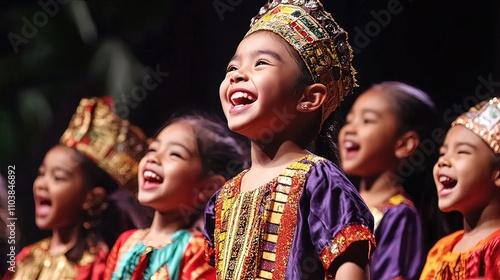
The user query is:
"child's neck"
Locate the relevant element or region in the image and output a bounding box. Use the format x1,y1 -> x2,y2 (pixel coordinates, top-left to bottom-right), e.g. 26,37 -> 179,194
453,200 -> 500,252
50,224 -> 81,256
145,210 -> 190,247
359,172 -> 402,207
250,140 -> 307,168
241,141 -> 308,192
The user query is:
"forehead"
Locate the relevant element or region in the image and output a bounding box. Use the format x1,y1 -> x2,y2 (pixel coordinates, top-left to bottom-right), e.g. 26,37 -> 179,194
157,122 -> 197,145
44,146 -> 81,169
352,89 -> 394,113
236,31 -> 295,56
445,125 -> 490,147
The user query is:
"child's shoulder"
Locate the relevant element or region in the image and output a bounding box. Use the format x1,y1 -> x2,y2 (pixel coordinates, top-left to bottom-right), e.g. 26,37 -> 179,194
16,237 -> 50,261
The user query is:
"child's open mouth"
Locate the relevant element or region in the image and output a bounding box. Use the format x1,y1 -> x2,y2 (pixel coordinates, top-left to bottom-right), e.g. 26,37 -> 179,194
230,92 -> 256,109
437,175 -> 457,197
35,197 -> 52,217
142,170 -> 163,190
439,175 -> 457,189
343,140 -> 360,159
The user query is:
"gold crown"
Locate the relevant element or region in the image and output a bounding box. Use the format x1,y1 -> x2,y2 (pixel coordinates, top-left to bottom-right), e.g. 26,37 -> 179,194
247,0 -> 357,125
452,97 -> 500,154
60,97 -> 147,188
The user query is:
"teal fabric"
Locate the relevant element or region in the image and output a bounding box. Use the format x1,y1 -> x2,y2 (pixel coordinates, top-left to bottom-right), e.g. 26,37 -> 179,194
112,229 -> 192,280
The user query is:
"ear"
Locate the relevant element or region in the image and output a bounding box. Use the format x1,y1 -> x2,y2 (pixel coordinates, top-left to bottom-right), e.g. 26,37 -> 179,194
297,83 -> 327,112
83,186 -> 107,210
198,175 -> 226,202
394,131 -> 420,159
493,169 -> 500,188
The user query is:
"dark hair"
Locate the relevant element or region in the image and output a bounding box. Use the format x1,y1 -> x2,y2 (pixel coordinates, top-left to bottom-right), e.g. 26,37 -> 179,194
157,111 -> 250,180
64,147 -> 153,262
367,82 -> 463,253
284,35 -> 340,164
155,111 -> 250,227
371,81 -> 437,141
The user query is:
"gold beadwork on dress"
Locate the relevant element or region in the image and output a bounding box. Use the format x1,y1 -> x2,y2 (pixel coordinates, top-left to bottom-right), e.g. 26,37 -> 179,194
12,238 -> 95,280
214,155 -> 321,279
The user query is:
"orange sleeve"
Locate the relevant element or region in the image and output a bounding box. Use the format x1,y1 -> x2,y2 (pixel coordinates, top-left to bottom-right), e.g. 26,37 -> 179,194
81,243 -> 109,280
180,235 -> 216,280
104,230 -> 136,280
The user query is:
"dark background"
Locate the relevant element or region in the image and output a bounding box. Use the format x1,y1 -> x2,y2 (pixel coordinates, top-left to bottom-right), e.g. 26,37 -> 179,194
0,0 -> 498,248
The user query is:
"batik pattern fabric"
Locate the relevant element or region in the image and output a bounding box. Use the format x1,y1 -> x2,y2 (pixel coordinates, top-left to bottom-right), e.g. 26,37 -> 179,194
204,154 -> 375,279
105,228 -> 215,280
4,238 -> 107,280
370,191 -> 424,280
420,229 -> 500,280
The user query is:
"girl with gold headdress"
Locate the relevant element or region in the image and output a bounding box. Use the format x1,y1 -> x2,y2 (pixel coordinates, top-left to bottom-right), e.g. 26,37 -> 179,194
203,0 -> 376,279
3,97 -> 152,280
420,97 -> 500,279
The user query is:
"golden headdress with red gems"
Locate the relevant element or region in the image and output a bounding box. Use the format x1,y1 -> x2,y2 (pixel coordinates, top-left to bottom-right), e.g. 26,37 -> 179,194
60,97 -> 147,188
452,97 -> 500,154
247,0 -> 357,125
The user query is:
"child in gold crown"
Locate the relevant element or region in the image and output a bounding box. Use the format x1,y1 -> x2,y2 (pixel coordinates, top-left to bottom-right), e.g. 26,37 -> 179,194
420,97 -> 500,279
3,97 -> 152,280
203,0 -> 375,279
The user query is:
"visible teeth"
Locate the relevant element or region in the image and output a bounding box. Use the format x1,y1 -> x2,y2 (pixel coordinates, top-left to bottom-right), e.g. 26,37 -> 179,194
344,140 -> 357,149
439,176 -> 451,183
231,92 -> 247,101
144,170 -> 161,181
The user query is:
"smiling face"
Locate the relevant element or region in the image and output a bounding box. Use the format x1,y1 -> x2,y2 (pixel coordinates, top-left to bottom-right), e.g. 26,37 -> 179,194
338,89 -> 401,177
219,31 -> 303,140
138,121 -> 209,212
33,145 -> 88,230
434,125 -> 498,214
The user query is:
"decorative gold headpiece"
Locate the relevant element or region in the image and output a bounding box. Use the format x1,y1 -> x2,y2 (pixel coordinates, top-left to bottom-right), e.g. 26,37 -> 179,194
247,0 -> 357,125
60,97 -> 147,188
452,97 -> 500,154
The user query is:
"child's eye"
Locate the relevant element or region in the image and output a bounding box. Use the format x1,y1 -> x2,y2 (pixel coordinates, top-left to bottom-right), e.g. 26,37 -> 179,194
255,60 -> 268,66
147,148 -> 157,153
170,152 -> 184,159
36,169 -> 44,177
363,118 -> 375,124
457,150 -> 470,155
226,65 -> 238,73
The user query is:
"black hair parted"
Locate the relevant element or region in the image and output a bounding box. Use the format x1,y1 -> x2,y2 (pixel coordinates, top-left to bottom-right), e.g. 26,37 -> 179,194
156,109 -> 250,181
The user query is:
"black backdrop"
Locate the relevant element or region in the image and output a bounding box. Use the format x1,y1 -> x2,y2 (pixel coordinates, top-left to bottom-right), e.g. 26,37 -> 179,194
0,0 -> 498,248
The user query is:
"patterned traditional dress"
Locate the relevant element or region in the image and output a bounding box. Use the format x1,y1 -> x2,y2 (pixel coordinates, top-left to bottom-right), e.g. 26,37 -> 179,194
204,155 -> 376,279
420,229 -> 500,280
369,191 -> 425,280
105,229 -> 215,280
4,238 -> 108,280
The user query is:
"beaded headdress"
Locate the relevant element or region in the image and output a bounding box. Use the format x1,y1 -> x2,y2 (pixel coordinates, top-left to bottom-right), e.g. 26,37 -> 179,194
247,0 -> 357,125
60,97 -> 147,188
452,97 -> 500,154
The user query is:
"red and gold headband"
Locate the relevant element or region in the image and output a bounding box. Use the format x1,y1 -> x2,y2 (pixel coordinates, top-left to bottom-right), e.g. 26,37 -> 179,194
60,97 -> 147,188
452,97 -> 500,154
247,0 -> 357,125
